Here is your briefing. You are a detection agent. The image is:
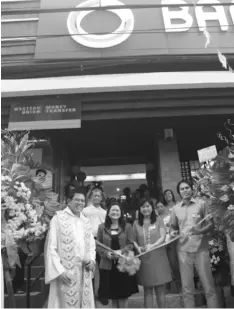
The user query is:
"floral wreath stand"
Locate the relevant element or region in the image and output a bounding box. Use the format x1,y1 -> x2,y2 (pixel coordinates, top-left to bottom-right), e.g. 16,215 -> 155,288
2,238 -> 45,309
2,249 -> 16,308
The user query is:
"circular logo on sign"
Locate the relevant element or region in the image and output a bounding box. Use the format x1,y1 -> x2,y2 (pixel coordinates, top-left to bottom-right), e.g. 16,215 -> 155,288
67,0 -> 134,48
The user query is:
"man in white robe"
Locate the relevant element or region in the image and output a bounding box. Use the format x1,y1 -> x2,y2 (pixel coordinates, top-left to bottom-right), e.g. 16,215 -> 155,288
1,253 -> 4,309
45,189 -> 96,308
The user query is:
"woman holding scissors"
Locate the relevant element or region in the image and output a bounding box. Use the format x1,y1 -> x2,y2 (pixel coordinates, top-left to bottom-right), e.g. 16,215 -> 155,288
132,198 -> 172,308
97,201 -> 138,308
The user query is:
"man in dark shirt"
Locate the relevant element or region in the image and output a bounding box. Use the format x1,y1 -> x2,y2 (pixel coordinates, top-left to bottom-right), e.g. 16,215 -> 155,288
170,180 -> 219,308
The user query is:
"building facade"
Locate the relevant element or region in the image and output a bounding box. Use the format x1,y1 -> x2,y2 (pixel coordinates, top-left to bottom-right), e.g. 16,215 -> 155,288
2,0 -> 234,200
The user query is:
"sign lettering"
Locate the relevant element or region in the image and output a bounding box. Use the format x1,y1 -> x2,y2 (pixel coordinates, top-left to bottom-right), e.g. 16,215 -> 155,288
161,0 -> 234,32
35,0 -> 234,59
8,101 -> 81,130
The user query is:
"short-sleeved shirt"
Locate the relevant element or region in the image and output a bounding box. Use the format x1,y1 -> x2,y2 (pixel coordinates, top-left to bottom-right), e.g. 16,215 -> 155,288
82,204 -> 106,238
170,197 -> 211,252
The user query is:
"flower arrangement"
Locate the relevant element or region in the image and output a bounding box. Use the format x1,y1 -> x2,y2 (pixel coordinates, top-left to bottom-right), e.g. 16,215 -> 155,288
1,130 -> 61,306
95,240 -> 141,275
193,119 -> 234,294
209,238 -> 224,272
193,145 -> 234,238
208,232 -> 230,287
209,240 -> 222,272
1,130 -> 59,261
117,250 -> 141,275
1,176 -> 47,245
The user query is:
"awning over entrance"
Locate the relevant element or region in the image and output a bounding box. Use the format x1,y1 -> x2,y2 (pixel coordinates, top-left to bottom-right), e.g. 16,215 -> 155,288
2,71 -> 234,98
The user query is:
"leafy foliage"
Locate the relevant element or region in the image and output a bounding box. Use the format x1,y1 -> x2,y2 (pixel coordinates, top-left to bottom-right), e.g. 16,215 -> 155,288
1,130 -> 41,182
193,120 -> 234,241
1,130 -> 60,264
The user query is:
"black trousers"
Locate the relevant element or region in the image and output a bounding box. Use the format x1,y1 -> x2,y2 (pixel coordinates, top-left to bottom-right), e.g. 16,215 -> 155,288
12,248 -> 27,291
92,251 -> 101,289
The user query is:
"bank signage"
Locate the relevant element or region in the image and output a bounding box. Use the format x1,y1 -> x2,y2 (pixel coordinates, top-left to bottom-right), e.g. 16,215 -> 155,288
35,0 -> 234,59
67,0 -> 135,48
8,101 -> 81,130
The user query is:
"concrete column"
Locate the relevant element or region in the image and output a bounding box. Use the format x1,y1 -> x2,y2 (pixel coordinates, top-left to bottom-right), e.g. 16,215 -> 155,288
158,136 -> 181,200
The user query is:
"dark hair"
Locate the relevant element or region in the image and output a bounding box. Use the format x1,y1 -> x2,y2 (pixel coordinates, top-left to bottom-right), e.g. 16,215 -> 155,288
123,187 -> 131,194
107,197 -> 117,207
104,201 -> 126,230
65,184 -> 86,201
144,187 -> 151,195
138,198 -> 157,226
139,184 -> 148,191
163,189 -> 176,204
156,200 -> 165,206
36,169 -> 47,176
176,180 -> 193,195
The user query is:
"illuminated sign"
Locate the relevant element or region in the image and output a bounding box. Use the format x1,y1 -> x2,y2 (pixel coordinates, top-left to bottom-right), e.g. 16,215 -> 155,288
66,0 -> 234,48
67,0 -> 134,48
35,0 -> 234,59
8,102 -> 81,130
86,173 -> 146,181
162,0 -> 234,32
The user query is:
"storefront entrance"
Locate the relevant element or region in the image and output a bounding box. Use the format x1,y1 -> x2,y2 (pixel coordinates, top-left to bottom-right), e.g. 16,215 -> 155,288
26,112 -> 233,202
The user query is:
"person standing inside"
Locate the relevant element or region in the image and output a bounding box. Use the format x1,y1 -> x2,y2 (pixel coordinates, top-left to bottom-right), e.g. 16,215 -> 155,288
83,187 -> 107,243
132,199 -> 172,308
156,201 -> 170,234
129,189 -> 141,222
45,188 -> 96,308
163,189 -> 176,211
143,187 -> 157,207
86,182 -> 107,210
170,180 -> 219,308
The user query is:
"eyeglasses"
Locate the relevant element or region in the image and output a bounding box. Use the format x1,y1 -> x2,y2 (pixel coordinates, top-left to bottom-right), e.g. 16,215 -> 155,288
72,198 -> 85,203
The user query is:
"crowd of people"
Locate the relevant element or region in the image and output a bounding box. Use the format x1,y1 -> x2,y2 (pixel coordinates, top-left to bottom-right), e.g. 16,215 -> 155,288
44,180 -> 221,308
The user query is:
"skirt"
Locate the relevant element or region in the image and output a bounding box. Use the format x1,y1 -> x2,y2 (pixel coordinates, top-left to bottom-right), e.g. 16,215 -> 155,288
138,247 -> 172,286
98,262 -> 138,300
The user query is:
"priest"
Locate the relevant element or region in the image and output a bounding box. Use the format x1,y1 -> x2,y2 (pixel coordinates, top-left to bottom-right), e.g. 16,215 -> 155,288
45,186 -> 96,308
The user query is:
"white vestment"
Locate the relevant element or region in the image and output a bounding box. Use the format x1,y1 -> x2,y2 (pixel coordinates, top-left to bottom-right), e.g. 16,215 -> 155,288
227,233 -> 234,285
45,207 -> 96,308
1,254 -> 4,309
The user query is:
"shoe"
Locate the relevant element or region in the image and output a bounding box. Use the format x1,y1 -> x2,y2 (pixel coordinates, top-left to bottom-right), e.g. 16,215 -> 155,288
98,297 -> 109,306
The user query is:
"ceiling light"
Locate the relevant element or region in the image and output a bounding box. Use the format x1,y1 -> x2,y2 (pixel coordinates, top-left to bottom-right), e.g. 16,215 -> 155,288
86,173 -> 146,182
